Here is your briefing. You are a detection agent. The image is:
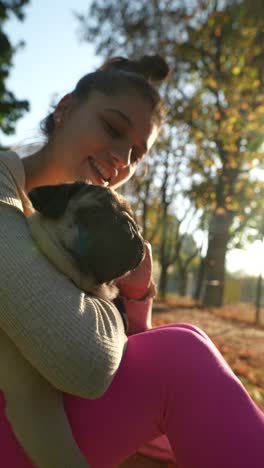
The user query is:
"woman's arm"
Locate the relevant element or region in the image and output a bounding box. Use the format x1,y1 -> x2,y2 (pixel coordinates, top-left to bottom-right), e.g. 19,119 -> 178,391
7,390 -> 90,468
120,294 -> 154,335
0,152 -> 127,397
0,330 -> 89,468
116,241 -> 156,335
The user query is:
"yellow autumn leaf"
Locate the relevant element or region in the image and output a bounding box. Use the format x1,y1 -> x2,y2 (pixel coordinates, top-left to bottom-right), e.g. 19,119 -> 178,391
248,113 -> 256,122
256,105 -> 264,114
216,207 -> 226,215
223,144 -> 237,152
228,160 -> 238,169
206,77 -> 218,88
204,159 -> 214,166
214,111 -> 221,120
232,66 -> 241,75
215,26 -> 222,37
240,102 -> 249,110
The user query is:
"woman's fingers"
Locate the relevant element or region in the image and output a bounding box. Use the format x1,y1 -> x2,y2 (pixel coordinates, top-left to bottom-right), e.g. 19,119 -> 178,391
116,241 -> 154,300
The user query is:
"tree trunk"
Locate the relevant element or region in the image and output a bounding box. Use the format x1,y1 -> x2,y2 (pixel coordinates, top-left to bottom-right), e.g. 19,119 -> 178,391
159,263 -> 168,301
178,269 -> 187,296
255,273 -> 262,325
158,197 -> 169,301
202,212 -> 232,307
193,257 -> 205,301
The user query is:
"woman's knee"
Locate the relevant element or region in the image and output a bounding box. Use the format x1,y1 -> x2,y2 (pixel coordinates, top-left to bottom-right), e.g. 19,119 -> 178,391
153,326 -> 224,384
154,322 -> 212,344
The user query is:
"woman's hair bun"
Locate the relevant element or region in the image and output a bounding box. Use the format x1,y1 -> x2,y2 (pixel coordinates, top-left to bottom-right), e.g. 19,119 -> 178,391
137,55 -> 170,82
97,55 -> 170,83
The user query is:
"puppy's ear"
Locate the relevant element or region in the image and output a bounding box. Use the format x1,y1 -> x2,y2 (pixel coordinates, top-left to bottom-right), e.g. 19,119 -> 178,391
28,183 -> 84,219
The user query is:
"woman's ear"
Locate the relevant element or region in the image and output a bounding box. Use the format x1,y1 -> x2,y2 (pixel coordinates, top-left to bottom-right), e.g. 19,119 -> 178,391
28,184 -> 79,219
53,93 -> 74,127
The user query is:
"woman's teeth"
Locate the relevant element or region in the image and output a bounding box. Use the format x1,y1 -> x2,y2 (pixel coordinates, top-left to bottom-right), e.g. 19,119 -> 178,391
90,158 -> 111,182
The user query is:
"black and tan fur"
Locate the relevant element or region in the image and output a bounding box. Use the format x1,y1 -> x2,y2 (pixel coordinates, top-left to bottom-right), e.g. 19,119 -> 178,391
27,182 -> 145,301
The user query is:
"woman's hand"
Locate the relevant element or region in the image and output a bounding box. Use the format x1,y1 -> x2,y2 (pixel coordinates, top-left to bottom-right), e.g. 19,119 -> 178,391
116,241 -> 155,300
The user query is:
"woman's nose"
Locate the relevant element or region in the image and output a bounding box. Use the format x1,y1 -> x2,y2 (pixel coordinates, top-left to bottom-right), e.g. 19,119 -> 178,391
110,146 -> 132,168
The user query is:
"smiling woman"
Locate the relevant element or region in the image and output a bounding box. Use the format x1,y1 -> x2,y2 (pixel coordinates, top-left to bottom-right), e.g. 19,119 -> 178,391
0,55 -> 174,468
22,62 -> 164,192
1,54 -> 264,468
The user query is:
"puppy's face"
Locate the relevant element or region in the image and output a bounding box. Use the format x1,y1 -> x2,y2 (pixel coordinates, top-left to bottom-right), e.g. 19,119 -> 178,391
29,183 -> 144,284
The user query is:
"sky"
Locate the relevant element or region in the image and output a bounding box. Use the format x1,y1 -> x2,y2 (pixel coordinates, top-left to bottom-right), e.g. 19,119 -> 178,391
2,0 -> 264,278
2,0 -> 98,147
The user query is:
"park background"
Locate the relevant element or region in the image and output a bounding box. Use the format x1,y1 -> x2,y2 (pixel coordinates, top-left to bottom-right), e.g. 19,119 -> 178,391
1,2 -> 264,464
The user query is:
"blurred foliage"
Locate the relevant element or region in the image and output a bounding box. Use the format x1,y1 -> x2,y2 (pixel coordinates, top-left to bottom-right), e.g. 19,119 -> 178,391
77,0 -> 264,305
0,0 -> 29,144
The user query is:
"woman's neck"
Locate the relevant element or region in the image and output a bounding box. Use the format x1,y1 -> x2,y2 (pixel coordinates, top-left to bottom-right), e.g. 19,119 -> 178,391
22,145 -> 61,193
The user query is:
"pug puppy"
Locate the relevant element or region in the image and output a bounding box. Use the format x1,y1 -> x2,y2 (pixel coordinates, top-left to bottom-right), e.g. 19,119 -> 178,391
1,183 -> 145,468
28,182 -> 145,301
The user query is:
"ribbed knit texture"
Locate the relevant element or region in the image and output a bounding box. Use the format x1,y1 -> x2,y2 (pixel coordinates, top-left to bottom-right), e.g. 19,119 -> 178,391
0,151 -> 127,398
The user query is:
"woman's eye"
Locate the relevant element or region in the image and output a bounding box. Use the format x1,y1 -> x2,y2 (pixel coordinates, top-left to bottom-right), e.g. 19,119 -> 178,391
131,147 -> 143,163
104,120 -> 123,138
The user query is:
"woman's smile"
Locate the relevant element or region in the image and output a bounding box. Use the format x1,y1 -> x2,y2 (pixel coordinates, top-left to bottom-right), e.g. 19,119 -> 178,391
88,156 -> 112,184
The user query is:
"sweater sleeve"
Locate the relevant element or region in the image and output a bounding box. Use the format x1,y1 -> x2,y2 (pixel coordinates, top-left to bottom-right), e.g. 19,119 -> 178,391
0,151 -> 127,398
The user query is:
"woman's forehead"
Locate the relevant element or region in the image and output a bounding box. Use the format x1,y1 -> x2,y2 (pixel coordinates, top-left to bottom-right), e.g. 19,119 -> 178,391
91,91 -> 156,125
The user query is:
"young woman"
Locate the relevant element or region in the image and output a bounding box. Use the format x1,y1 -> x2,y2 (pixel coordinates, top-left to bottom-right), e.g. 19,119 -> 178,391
0,55 -> 263,468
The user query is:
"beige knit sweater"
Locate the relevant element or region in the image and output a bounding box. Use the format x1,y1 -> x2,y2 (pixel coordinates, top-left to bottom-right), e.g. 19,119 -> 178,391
0,150 -> 128,398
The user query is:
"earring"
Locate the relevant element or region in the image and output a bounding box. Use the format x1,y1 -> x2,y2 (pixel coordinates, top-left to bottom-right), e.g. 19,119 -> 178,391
54,115 -> 63,126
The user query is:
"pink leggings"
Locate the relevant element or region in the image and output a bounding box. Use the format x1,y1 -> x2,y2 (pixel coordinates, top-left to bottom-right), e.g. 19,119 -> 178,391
1,323 -> 264,467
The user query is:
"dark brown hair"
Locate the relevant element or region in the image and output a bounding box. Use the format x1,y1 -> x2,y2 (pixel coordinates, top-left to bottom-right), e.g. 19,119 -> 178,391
41,55 -> 169,138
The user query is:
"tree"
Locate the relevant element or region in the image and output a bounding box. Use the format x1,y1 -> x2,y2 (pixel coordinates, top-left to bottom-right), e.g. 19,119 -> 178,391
250,213 -> 264,325
121,155 -> 202,300
76,0 -> 264,306
120,136 -> 191,300
173,220 -> 202,297
176,0 -> 264,306
0,0 -> 30,145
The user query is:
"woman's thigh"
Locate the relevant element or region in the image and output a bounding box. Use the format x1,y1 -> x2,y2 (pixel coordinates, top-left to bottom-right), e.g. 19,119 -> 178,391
65,326 -> 177,466
62,323 -> 264,468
